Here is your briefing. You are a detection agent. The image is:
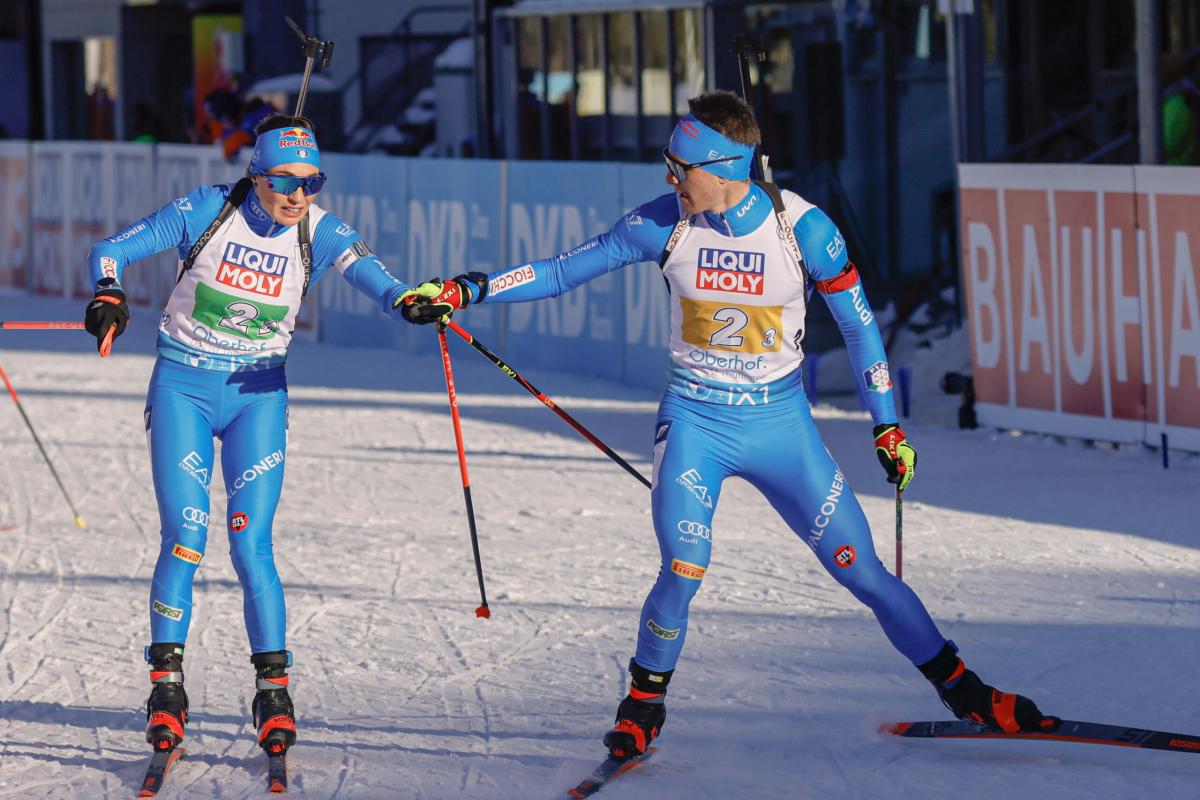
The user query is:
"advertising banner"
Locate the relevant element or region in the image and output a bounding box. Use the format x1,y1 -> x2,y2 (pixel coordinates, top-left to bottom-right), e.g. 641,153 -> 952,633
959,163 -> 1200,451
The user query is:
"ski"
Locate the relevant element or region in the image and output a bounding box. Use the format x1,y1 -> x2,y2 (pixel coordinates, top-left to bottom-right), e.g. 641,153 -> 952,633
137,746 -> 185,797
267,752 -> 288,793
566,747 -> 655,798
883,718 -> 1200,755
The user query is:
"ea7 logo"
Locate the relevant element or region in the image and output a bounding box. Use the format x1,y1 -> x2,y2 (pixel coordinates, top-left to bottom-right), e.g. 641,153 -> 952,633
676,469 -> 713,509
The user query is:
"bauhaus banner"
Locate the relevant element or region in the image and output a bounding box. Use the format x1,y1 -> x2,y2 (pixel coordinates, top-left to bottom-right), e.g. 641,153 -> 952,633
959,164 -> 1200,452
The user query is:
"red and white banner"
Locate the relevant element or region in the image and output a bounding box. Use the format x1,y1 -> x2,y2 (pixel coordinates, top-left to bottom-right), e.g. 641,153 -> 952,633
960,164 -> 1200,452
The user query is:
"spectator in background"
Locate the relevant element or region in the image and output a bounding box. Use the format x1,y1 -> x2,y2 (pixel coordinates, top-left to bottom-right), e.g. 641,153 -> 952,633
204,88 -> 278,162
1163,53 -> 1200,166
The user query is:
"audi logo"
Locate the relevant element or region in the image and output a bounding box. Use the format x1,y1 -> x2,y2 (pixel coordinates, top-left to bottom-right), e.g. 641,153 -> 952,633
181,506 -> 209,526
677,520 -> 712,540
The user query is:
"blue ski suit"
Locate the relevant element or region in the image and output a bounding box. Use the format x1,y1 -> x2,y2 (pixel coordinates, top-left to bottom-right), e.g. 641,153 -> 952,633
463,184 -> 947,673
89,183 -> 410,654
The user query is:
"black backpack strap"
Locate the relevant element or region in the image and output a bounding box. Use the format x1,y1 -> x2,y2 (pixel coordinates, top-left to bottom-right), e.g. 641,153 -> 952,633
297,213 -> 313,298
658,196 -> 692,270
177,177 -> 252,284
755,180 -> 806,289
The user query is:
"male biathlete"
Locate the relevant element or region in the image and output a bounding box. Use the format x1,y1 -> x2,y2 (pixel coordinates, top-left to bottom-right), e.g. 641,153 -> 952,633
400,91 -> 1057,758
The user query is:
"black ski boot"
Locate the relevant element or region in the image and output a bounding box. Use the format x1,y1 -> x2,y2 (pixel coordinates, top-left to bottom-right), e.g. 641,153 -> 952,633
145,643 -> 188,751
251,651 -> 296,755
918,642 -> 1058,734
602,660 -> 673,759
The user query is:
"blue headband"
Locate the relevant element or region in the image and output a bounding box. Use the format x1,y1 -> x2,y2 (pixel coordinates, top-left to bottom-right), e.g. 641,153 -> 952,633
250,126 -> 321,172
667,114 -> 755,180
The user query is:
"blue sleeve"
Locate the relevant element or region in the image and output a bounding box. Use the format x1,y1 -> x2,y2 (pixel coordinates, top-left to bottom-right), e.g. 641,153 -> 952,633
311,212 -> 410,317
86,184 -> 229,288
475,192 -> 678,304
794,206 -> 897,426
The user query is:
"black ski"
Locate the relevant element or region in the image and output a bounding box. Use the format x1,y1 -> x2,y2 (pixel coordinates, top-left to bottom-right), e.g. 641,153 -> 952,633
137,746 -> 185,797
566,747 -> 655,798
884,718 -> 1200,755
267,752 -> 288,793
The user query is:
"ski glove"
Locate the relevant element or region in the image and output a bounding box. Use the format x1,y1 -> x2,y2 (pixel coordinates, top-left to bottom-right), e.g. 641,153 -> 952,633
83,278 -> 129,353
873,424 -> 916,491
395,278 -> 473,325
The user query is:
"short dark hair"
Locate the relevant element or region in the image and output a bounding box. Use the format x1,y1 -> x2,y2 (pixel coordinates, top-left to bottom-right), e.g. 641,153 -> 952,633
254,114 -> 317,137
688,90 -> 760,146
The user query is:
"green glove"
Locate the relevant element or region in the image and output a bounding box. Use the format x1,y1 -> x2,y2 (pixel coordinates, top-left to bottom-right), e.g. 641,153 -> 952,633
394,278 -> 472,325
873,424 -> 917,491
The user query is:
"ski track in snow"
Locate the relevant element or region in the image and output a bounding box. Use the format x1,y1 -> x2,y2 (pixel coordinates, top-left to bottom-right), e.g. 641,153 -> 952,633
0,292 -> 1196,798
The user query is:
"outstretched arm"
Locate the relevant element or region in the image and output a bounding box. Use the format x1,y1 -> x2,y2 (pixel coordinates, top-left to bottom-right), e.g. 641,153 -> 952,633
309,213 -> 411,316
398,194 -> 681,324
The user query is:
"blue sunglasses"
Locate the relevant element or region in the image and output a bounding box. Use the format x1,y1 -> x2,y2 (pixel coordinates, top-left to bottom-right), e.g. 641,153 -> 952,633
251,170 -> 327,196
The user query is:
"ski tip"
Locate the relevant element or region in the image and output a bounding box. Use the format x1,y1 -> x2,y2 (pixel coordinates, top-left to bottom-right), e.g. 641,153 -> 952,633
269,779 -> 287,794
475,604 -> 491,619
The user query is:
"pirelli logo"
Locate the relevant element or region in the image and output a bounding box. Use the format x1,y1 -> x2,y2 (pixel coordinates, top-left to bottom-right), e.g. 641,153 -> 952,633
171,544 -> 203,565
671,559 -> 706,580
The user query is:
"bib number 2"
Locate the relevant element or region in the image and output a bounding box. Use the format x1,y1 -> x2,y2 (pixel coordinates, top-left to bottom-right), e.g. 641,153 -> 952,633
220,301 -> 280,337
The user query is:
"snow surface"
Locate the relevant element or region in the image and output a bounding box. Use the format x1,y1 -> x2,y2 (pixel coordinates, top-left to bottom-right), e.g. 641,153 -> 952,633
0,291 -> 1196,799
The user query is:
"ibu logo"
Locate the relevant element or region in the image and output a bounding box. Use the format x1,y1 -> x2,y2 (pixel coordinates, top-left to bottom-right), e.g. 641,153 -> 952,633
216,242 -> 289,297
696,248 -> 765,295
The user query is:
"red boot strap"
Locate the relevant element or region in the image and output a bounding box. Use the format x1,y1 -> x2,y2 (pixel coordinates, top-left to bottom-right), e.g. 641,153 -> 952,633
628,687 -> 664,702
149,670 -> 183,684
258,715 -> 297,742
943,660 -> 966,686
256,675 -> 289,690
990,689 -> 1021,734
611,719 -> 649,755
147,711 -> 185,740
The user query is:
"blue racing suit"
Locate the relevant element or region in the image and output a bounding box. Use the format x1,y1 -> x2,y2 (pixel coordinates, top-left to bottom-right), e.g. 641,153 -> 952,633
463,184 -> 947,673
89,184 -> 410,654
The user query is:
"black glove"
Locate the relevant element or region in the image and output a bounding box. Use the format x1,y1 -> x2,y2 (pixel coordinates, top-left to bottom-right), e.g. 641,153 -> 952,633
395,278 -> 473,325
83,278 -> 129,353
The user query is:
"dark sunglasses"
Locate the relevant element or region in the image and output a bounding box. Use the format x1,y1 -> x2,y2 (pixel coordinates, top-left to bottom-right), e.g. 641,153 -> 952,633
251,170 -> 327,196
662,147 -> 744,182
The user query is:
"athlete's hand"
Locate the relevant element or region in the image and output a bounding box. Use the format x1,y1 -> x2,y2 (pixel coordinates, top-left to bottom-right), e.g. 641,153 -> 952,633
83,278 -> 129,354
873,424 -> 916,491
394,278 -> 472,325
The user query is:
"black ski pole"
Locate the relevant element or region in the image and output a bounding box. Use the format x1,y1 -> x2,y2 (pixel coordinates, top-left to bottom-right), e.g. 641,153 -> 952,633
445,320 -> 651,490
436,323 -> 491,618
0,361 -> 85,528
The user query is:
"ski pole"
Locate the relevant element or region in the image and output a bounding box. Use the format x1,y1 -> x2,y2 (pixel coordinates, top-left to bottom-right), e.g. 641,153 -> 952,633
0,320 -> 117,357
0,321 -> 85,330
445,320 -> 652,490
0,361 -> 86,528
895,485 -> 903,580
436,322 -> 491,619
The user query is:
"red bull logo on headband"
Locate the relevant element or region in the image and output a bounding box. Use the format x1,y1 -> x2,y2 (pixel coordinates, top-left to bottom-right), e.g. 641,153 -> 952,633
251,125 -> 321,171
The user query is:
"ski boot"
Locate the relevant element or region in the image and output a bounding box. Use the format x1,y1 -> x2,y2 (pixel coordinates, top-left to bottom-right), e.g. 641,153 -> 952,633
918,642 -> 1059,734
251,650 -> 296,755
602,660 -> 673,759
145,643 -> 189,751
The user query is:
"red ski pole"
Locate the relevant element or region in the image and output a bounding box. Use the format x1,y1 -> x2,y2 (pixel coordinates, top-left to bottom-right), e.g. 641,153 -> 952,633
436,322 -> 491,618
0,320 -> 117,357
